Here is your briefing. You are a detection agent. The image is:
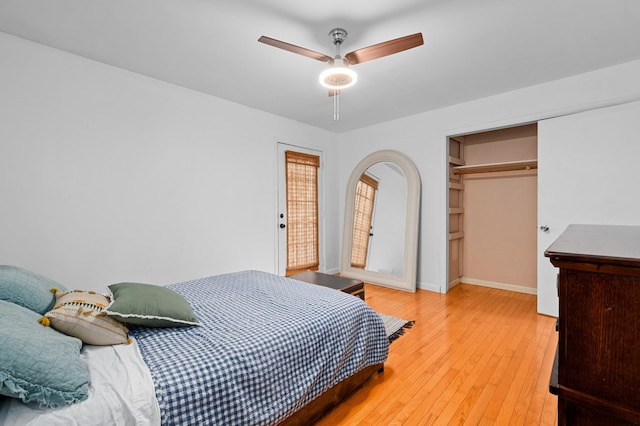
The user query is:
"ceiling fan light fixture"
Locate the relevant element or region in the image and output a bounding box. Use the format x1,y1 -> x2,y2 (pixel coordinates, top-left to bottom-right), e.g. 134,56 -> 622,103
319,58 -> 357,89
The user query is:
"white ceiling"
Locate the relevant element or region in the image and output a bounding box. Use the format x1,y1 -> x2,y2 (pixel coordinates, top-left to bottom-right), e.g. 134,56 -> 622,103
1,0 -> 640,132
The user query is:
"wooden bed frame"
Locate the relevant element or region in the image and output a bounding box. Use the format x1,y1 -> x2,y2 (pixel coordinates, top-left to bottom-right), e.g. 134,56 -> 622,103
278,363 -> 384,425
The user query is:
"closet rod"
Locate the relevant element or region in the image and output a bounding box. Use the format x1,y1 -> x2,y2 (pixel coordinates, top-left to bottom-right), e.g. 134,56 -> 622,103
453,159 -> 537,175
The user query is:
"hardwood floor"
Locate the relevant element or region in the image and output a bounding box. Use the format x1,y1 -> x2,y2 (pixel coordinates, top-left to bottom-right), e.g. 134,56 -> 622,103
316,283 -> 558,426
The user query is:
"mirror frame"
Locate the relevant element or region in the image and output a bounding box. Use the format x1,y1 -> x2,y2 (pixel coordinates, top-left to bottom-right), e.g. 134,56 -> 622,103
340,150 -> 421,292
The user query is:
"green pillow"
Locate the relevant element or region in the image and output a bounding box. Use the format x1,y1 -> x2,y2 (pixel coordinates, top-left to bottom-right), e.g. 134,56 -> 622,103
105,282 -> 199,327
0,299 -> 90,407
0,265 -> 67,315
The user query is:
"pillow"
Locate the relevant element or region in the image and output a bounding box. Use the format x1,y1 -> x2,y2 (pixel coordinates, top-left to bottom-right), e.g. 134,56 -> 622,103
105,282 -> 200,327
0,265 -> 67,315
0,299 -> 90,408
41,289 -> 130,346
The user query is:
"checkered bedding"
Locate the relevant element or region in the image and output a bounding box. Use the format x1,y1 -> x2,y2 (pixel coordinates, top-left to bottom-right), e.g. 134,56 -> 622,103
130,270 -> 389,426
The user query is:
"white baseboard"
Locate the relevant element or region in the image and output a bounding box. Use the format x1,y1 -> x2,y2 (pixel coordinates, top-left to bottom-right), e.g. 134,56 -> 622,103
417,281 -> 443,293
461,277 -> 537,295
449,278 -> 461,289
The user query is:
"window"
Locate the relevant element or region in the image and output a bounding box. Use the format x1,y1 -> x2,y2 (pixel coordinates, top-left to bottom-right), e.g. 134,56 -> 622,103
351,173 -> 378,269
285,151 -> 320,275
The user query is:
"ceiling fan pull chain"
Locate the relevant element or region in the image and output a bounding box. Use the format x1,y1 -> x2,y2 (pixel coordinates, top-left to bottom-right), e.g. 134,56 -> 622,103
334,90 -> 340,121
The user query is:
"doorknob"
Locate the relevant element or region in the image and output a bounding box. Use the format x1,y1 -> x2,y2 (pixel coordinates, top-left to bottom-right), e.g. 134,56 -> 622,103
540,225 -> 549,232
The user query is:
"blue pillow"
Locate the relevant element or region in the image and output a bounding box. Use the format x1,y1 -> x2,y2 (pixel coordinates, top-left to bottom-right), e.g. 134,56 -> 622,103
0,265 -> 67,315
0,299 -> 90,407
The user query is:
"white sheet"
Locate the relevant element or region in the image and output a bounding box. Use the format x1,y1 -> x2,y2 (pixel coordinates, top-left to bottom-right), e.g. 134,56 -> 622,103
0,338 -> 160,426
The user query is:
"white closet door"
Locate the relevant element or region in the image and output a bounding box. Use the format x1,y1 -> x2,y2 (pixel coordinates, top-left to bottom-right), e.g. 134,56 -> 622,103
537,100 -> 640,316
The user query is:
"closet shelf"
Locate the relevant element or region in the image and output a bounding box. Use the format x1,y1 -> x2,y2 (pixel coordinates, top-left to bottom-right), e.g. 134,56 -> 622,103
449,155 -> 465,166
449,232 -> 464,241
453,159 -> 537,174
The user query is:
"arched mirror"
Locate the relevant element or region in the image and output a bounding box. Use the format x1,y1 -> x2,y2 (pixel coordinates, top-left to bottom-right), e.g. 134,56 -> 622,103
340,150 -> 421,292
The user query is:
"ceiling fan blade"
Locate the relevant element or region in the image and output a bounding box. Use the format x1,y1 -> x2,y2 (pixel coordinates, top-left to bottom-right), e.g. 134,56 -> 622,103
345,33 -> 423,65
258,36 -> 333,62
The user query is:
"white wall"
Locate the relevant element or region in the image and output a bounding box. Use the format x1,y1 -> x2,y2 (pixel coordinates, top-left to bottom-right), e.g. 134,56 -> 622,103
0,32 -> 339,292
337,57 -> 640,307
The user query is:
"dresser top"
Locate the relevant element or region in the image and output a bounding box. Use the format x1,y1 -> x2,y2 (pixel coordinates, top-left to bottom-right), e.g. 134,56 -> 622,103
545,224 -> 640,267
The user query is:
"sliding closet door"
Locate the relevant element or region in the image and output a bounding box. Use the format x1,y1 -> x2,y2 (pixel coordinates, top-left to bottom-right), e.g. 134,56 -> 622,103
537,100 -> 640,316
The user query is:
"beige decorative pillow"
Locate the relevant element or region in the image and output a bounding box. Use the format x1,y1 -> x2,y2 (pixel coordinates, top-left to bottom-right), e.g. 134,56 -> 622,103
41,290 -> 130,346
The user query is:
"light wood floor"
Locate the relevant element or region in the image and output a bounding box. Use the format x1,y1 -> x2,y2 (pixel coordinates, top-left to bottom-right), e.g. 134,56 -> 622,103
316,283 -> 558,426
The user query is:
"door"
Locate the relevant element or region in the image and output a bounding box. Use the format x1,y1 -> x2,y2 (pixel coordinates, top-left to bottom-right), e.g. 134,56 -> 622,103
276,143 -> 323,276
537,100 -> 640,317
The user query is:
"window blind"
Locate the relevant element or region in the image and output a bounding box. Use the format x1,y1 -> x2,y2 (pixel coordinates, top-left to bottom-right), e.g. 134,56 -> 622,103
351,173 -> 378,269
285,151 -> 320,275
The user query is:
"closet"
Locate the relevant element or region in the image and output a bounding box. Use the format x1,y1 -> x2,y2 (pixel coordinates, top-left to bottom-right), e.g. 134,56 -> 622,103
448,124 -> 538,294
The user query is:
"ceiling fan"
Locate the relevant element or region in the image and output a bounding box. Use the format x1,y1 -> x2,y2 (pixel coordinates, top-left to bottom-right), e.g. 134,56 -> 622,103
258,28 -> 424,120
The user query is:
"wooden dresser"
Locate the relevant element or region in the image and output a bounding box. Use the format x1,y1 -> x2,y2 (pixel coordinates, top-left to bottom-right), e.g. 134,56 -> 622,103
545,224 -> 640,425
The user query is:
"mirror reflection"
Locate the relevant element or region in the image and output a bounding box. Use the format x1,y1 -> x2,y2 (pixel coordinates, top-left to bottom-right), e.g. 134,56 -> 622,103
341,149 -> 420,292
351,162 -> 407,276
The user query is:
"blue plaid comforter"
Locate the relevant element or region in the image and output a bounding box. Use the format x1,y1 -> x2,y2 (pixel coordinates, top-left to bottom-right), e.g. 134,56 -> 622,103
130,270 -> 389,426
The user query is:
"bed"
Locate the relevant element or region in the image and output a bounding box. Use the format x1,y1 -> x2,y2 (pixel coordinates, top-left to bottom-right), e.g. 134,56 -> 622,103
0,269 -> 389,425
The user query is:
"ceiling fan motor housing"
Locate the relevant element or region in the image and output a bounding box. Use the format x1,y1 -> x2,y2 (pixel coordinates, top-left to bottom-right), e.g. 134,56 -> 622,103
329,28 -> 348,45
